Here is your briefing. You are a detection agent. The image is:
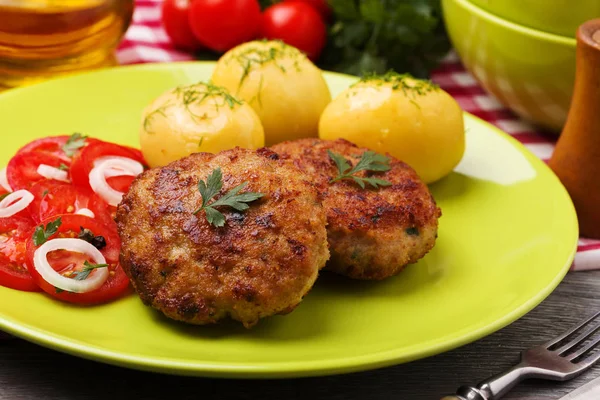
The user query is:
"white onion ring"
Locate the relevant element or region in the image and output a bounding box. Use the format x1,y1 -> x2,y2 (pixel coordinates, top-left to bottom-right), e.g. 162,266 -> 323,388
94,156 -> 139,178
33,238 -> 108,293
75,208 -> 95,218
89,157 -> 143,206
0,168 -> 11,192
104,167 -> 137,178
0,190 -> 34,218
37,164 -> 69,183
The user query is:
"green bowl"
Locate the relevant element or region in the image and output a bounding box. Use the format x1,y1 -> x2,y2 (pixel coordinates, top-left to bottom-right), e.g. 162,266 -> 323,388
469,0 -> 600,37
442,0 -> 576,132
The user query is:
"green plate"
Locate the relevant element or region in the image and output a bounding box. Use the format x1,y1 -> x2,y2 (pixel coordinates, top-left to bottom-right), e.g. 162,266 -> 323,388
0,62 -> 578,378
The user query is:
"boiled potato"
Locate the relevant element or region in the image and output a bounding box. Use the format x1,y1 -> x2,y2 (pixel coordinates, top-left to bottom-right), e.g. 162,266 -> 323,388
319,73 -> 465,184
211,40 -> 331,146
140,82 -> 264,167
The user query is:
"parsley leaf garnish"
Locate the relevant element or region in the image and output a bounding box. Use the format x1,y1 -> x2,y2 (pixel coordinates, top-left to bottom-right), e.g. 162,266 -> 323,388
0,192 -> 10,202
33,217 -> 62,246
194,168 -> 264,228
328,150 -> 392,189
58,163 -> 69,171
62,133 -> 87,157
73,261 -> 108,281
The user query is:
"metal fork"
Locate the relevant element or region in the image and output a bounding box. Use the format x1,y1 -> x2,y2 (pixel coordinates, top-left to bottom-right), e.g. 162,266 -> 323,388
442,311 -> 600,400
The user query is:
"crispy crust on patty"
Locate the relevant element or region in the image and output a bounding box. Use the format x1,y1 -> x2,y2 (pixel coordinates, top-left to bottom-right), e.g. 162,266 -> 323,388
116,147 -> 329,328
271,138 -> 441,280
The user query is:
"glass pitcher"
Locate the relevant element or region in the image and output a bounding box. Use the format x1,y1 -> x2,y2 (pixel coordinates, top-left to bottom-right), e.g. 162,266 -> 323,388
0,0 -> 134,90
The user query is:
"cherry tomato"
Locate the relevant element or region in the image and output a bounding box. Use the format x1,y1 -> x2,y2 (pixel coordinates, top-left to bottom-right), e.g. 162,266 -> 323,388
286,0 -> 331,19
261,1 -> 327,61
189,0 -> 261,52
6,151 -> 67,191
26,214 -> 128,304
162,0 -> 203,51
28,180 -> 113,227
70,141 -> 147,192
0,215 -> 40,292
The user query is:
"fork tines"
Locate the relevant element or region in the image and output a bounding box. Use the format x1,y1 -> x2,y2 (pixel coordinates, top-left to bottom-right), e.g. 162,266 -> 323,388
546,311 -> 600,365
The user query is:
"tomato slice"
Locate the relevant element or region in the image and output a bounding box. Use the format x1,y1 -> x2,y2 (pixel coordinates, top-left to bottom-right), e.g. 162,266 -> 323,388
25,214 -> 128,304
16,135 -> 99,164
16,136 -> 71,164
106,175 -> 136,193
71,141 -> 147,191
28,180 -> 114,227
6,151 -> 67,190
0,215 -> 40,291
28,180 -> 66,222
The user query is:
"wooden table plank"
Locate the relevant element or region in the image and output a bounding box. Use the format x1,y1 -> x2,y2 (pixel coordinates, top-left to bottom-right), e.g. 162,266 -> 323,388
0,271 -> 598,400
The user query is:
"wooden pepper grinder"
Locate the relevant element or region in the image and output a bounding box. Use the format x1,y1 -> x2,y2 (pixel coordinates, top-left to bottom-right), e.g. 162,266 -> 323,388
549,19 -> 600,239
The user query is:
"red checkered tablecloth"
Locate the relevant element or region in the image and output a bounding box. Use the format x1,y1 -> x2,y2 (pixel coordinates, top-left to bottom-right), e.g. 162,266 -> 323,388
117,0 -> 600,271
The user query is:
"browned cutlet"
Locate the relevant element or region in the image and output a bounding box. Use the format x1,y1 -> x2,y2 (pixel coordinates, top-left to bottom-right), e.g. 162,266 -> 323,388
271,138 -> 441,280
116,147 -> 329,328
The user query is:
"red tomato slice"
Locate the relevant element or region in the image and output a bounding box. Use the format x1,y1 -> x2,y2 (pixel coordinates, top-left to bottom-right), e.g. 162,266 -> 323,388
0,216 -> 40,292
70,141 -> 147,193
16,136 -> 71,164
25,214 -> 128,304
28,180 -> 67,222
106,175 -> 136,193
28,180 -> 114,227
6,151 -> 67,190
16,135 -> 99,164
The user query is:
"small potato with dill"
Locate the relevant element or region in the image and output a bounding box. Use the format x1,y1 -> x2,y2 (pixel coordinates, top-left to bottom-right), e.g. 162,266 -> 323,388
319,72 -> 465,184
139,82 -> 264,168
211,40 -> 331,146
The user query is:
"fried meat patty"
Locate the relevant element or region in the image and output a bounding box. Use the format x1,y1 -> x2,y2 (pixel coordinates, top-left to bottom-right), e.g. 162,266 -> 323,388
116,147 -> 329,328
271,138 -> 440,280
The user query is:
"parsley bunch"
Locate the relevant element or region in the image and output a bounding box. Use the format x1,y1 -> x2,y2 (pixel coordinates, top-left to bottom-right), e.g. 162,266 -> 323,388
318,0 -> 450,78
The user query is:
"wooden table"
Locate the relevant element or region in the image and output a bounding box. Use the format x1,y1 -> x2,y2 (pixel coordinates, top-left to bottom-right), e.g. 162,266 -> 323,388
1,271 -> 598,400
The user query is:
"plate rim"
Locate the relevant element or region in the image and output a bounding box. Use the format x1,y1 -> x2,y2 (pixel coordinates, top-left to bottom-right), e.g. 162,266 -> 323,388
0,62 -> 579,378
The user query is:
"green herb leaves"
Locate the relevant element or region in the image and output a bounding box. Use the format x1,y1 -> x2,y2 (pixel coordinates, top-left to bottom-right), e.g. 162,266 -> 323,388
62,133 -> 87,157
356,71 -> 439,94
319,0 -> 450,78
73,261 -> 108,281
33,217 -> 62,246
195,168 -> 264,228
328,150 -> 392,189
